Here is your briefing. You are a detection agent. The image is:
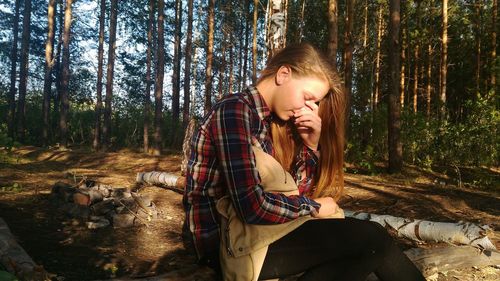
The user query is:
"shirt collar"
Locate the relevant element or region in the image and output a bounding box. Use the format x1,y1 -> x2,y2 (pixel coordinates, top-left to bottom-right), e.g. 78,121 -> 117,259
246,85 -> 272,122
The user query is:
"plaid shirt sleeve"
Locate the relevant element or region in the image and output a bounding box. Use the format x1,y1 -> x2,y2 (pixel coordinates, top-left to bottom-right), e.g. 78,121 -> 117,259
293,145 -> 321,195
210,99 -> 320,224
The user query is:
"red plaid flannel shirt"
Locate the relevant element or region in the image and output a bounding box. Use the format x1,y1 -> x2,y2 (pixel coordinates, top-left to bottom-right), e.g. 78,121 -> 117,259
183,86 -> 321,259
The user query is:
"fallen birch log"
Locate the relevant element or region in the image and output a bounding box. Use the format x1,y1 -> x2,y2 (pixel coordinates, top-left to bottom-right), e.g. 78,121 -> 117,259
0,218 -> 49,280
138,172 -> 498,251
344,210 -> 497,251
136,171 -> 186,190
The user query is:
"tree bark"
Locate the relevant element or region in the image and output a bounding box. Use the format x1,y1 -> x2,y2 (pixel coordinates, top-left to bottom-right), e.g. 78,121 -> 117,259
440,0 -> 448,118
16,0 -> 32,142
400,10 -> 406,109
327,0 -> 338,65
426,43 -> 432,119
172,0 -> 182,124
252,0 -> 258,84
153,0 -> 165,155
183,0 -> 194,126
491,0 -> 497,97
144,0 -> 154,153
344,0 -> 354,112
412,0 -> 421,114
228,0 -> 234,94
204,0 -> 215,114
7,0 -> 21,139
475,0 -> 482,94
373,4 -> 383,111
53,0 -> 64,141
93,0 -> 106,151
42,0 -> 57,147
59,0 -> 72,149
103,0 -> 118,150
388,0 -> 402,173
242,0 -> 250,91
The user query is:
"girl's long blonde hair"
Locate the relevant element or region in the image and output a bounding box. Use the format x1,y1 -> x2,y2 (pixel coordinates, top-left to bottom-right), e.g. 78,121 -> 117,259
257,43 -> 347,200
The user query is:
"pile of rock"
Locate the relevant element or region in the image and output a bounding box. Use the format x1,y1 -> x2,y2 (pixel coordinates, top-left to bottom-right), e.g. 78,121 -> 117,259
50,181 -> 158,229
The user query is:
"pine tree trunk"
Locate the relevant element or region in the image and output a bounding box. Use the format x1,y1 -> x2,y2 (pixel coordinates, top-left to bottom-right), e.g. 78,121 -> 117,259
475,0 -> 482,95
344,0 -> 354,109
412,1 -> 421,114
16,0 -> 32,142
103,0 -> 118,150
218,3 -> 227,100
59,0 -> 72,149
491,0 -> 497,97
172,0 -> 182,124
388,0 -> 402,173
228,0 -> 234,94
299,0 -> 306,43
7,0 -> 21,139
183,0 -> 194,126
440,0 -> 448,118
373,5 -> 383,111
327,0 -> 338,64
204,0 -> 215,114
426,43 -> 432,119
144,0 -> 154,153
252,0 -> 258,84
153,0 -> 165,155
42,0 -> 57,147
242,0 -> 250,90
93,0 -> 106,151
400,13 -> 406,109
53,0 -> 64,141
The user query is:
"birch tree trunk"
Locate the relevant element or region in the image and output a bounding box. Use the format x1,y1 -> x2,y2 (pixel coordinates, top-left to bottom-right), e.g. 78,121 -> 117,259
93,0 -> 106,151
144,0 -> 154,153
204,0 -> 215,114
7,0 -> 21,139
42,0 -> 57,147
388,0 -> 403,173
327,0 -> 338,65
172,0 -> 182,124
266,0 -> 287,57
59,0 -> 72,149
103,0 -> 118,150
16,0 -> 32,142
154,0 -> 165,155
440,0 -> 448,118
183,0 -> 194,126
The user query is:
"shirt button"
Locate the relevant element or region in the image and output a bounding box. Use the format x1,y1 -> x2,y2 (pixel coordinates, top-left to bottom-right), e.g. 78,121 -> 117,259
239,247 -> 243,251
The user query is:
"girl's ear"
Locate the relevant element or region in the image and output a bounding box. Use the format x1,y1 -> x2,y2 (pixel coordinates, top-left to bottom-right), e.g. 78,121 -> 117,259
275,65 -> 292,85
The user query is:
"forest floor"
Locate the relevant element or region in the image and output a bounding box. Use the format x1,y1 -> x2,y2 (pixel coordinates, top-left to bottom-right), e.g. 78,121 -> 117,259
0,146 -> 499,281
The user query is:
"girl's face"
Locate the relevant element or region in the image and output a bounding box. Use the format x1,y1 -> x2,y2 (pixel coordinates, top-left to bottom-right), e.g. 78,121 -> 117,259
272,68 -> 330,121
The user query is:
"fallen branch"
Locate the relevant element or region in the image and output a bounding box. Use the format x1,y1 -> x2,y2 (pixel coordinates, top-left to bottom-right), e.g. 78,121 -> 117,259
0,218 -> 50,280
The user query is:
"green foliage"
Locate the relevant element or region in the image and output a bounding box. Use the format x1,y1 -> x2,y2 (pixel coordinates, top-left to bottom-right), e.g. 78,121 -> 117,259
0,182 -> 23,192
401,95 -> 499,168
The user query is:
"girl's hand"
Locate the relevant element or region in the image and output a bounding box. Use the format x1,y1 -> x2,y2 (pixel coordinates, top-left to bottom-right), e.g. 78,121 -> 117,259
294,100 -> 321,150
312,197 -> 339,218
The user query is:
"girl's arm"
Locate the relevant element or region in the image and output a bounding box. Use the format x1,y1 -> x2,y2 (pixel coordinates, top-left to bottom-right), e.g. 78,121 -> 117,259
210,100 -> 320,225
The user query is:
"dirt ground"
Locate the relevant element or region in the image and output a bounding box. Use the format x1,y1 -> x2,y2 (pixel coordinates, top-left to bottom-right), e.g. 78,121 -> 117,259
0,146 -> 499,281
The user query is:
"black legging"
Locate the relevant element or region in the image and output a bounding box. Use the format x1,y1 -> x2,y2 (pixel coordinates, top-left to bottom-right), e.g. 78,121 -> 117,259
258,218 -> 426,281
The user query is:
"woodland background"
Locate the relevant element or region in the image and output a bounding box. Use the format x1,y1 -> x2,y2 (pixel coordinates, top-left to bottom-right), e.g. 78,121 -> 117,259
0,0 -> 499,176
